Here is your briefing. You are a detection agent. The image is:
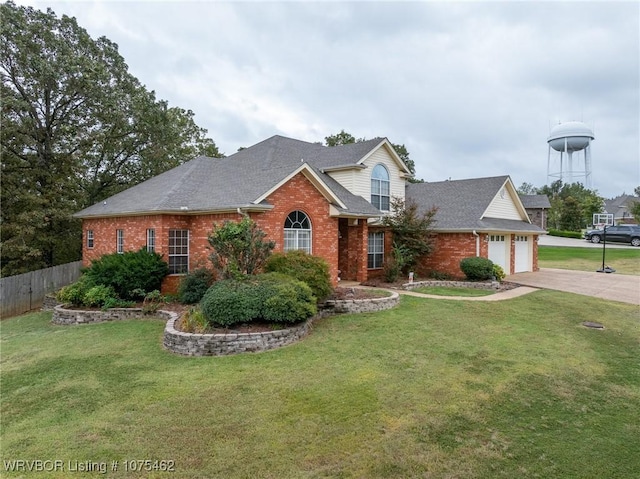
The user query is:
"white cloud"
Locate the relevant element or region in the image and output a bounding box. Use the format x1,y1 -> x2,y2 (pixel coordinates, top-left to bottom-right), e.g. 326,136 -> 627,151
18,0 -> 640,197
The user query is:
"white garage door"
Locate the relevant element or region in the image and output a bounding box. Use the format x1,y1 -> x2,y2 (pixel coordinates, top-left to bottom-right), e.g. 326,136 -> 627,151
514,235 -> 531,273
488,234 -> 508,271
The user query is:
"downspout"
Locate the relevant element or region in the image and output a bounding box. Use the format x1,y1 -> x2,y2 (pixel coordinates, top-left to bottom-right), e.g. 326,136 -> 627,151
237,207 -> 249,217
473,230 -> 480,257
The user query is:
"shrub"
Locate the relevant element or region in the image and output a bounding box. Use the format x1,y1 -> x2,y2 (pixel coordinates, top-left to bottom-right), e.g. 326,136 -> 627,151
83,248 -> 169,300
56,275 -> 94,306
258,273 -> 317,324
460,257 -> 494,281
83,285 -> 118,308
142,290 -> 168,314
547,228 -> 583,239
178,268 -> 214,304
492,264 -> 506,282
429,270 -> 453,281
264,250 -> 332,301
200,279 -> 263,327
200,274 -> 317,327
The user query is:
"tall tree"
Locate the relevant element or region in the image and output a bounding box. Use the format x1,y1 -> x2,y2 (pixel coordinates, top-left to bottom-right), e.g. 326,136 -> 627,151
1,2 -> 221,275
323,129 -> 420,182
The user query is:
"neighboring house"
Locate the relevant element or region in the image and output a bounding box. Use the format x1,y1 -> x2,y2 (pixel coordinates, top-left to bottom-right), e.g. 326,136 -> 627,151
519,194 -> 551,230
74,135 -> 543,292
603,195 -> 639,225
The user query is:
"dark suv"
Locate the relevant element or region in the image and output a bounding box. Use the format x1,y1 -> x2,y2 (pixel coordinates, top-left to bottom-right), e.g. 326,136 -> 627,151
584,224 -> 640,247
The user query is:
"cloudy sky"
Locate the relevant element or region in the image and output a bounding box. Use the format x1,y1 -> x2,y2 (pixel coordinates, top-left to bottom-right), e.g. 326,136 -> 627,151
19,0 -> 640,198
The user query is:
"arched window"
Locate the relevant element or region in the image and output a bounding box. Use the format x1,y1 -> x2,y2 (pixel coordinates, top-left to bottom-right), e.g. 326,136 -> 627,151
371,164 -> 390,211
284,211 -> 311,253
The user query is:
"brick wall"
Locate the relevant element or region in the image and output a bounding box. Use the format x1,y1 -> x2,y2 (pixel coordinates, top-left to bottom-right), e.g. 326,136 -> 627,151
415,232 -> 486,279
81,172 -> 343,294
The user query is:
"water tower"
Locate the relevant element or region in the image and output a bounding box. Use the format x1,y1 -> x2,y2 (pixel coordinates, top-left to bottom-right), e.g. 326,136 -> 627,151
547,121 -> 594,188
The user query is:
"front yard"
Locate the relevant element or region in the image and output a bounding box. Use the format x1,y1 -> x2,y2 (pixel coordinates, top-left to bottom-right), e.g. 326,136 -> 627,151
1,290 -> 638,478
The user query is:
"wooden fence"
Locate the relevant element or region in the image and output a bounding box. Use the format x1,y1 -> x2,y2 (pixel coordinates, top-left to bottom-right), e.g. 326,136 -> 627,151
1,261 -> 82,318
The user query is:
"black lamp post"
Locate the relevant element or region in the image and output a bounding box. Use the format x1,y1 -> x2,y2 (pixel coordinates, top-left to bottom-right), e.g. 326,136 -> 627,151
596,225 -> 615,273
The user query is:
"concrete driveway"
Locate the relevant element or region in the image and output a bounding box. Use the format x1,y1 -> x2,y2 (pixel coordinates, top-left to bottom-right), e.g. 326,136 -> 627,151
506,268 -> 640,306
539,234 -> 636,249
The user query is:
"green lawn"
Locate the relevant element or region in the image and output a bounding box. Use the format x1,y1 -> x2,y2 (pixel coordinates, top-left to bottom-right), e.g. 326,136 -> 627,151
410,286 -> 494,297
2,292 -> 639,478
539,246 -> 640,275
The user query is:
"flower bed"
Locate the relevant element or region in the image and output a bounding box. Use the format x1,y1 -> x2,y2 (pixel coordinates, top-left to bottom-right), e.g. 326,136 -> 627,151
403,280 -> 512,291
321,288 -> 399,314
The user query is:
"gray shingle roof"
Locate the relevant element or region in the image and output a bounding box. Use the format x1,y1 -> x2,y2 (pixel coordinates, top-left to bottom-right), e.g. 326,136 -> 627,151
406,176 -> 544,233
519,194 -> 551,209
74,135 -> 387,218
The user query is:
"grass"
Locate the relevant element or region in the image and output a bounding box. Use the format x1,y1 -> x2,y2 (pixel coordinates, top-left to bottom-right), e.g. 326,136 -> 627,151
538,246 -> 640,275
410,286 -> 494,297
2,292 -> 639,478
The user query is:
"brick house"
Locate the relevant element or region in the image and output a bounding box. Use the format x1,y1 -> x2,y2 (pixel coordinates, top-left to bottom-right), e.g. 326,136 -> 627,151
519,194 -> 551,230
74,135 -> 543,292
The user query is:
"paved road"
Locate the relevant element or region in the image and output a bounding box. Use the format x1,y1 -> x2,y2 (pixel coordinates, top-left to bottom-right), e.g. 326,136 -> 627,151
539,234 -> 636,249
506,268 -> 640,306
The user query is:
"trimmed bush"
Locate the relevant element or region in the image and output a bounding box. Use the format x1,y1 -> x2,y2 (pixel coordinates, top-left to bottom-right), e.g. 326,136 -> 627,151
83,248 -> 169,300
460,257 -> 494,281
83,285 -> 118,308
200,279 -> 263,327
264,250 -> 332,301
200,274 -> 317,327
178,268 -> 215,304
548,228 -> 583,239
259,273 -> 317,324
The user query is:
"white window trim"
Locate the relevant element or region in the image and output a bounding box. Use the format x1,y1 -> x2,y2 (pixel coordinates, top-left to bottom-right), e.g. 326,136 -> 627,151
168,229 -> 189,275
146,228 -> 156,253
368,231 -> 384,269
371,164 -> 391,212
87,230 -> 94,249
284,211 -> 312,254
116,229 -> 124,254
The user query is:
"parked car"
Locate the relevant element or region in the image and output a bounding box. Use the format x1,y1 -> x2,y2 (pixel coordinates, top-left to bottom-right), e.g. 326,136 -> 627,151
584,224 -> 640,246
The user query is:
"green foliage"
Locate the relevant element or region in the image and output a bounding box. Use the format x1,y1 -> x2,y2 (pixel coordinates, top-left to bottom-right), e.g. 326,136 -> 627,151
259,273 -> 317,323
56,275 -> 94,306
264,250 -> 332,301
200,274 -> 316,327
178,268 -> 215,304
0,2 -> 221,276
83,248 -> 169,300
630,200 -> 640,223
382,197 -> 437,273
200,279 -> 263,327
547,229 -> 584,239
428,270 -> 454,281
83,285 -> 118,308
208,217 -> 275,280
142,290 -> 168,314
538,181 -> 604,231
459,257 -> 494,281
492,264 -> 506,282
179,307 -> 208,334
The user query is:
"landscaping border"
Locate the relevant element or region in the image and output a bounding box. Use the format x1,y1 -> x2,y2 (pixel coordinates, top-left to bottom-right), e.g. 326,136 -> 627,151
163,315 -> 314,356
52,305 -> 177,325
321,290 -> 400,314
403,280 -> 502,291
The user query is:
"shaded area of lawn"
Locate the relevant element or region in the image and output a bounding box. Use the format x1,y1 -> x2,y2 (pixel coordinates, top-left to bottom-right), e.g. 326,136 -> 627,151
1,292 -> 639,478
539,246 -> 640,275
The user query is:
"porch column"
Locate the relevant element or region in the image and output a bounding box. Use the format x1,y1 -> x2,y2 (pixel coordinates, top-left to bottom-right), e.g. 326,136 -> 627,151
355,220 -> 368,283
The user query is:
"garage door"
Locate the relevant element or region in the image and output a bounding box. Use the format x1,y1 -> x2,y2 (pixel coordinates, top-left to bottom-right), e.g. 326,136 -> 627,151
514,235 -> 530,273
488,234 -> 508,271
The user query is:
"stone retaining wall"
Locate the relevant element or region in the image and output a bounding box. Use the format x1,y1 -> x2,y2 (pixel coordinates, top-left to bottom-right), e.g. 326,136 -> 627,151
403,280 -> 500,291
52,305 -> 176,325
163,316 -> 313,356
321,290 -> 399,314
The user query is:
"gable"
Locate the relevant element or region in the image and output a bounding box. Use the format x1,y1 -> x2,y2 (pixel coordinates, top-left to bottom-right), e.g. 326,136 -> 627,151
482,179 -> 529,221
326,140 -> 406,203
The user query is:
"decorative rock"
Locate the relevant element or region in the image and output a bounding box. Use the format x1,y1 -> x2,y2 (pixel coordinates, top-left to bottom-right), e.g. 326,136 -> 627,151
321,290 -> 399,314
